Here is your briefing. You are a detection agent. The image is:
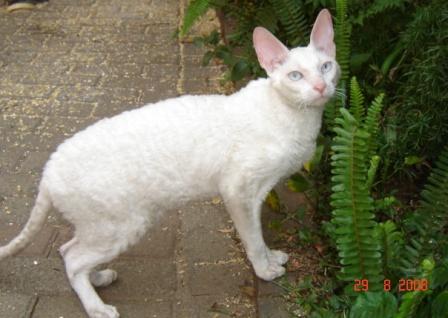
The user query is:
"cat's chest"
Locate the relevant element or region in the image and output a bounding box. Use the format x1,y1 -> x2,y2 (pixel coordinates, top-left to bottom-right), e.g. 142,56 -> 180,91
241,115 -> 319,178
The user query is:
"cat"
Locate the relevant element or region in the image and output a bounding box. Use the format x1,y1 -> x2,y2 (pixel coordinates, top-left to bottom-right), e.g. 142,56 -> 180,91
0,9 -> 338,318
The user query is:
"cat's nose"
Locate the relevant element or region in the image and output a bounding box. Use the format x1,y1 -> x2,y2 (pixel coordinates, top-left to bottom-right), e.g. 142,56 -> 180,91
313,82 -> 326,95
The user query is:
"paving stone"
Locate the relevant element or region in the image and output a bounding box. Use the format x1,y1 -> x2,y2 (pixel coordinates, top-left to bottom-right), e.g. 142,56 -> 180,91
0,257 -> 71,296
47,100 -> 96,118
187,263 -> 252,297
0,196 -> 36,224
0,172 -> 40,198
0,292 -> 36,318
32,295 -> 86,318
33,296 -> 173,318
97,259 -> 177,301
0,98 -> 52,117
0,224 -> 56,257
0,147 -> 24,174
35,116 -> 98,151
0,84 -> 55,100
258,295 -> 291,318
174,294 -> 256,318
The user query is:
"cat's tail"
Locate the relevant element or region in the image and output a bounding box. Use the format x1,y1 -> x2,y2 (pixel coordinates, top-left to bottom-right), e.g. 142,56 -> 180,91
0,183 -> 52,261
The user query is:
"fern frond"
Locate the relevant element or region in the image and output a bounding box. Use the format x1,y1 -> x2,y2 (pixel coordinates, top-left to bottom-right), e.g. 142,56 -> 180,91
180,0 -> 212,37
335,0 -> 351,83
395,259 -> 434,318
400,146 -> 448,275
270,0 -> 309,47
366,155 -> 380,190
354,0 -> 406,25
377,220 -> 404,277
330,108 -> 383,290
349,77 -> 365,122
362,93 -> 385,160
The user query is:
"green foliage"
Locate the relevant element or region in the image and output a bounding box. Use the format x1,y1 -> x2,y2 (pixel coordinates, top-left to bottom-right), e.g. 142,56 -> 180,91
388,0 -> 448,177
324,0 -> 351,128
287,173 -> 311,193
350,292 -> 397,318
349,77 -> 364,122
431,290 -> 448,317
180,0 -> 212,37
395,259 -> 434,318
377,220 -> 403,278
362,93 -> 384,160
330,78 -> 385,289
352,0 -> 406,26
330,106 -> 383,289
334,0 -> 350,83
400,146 -> 448,275
271,0 -> 309,46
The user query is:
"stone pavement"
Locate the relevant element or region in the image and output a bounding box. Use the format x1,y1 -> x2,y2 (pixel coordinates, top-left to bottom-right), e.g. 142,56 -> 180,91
0,0 -> 291,317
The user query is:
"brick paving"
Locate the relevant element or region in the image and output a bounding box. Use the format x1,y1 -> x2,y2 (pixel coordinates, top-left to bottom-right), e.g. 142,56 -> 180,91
0,0 -> 290,317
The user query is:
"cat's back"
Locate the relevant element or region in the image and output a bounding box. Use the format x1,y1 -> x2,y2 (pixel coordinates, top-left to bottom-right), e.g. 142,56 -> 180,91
42,94 -> 232,195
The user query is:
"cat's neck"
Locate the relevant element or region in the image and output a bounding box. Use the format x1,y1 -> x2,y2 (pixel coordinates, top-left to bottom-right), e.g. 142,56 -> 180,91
235,78 -> 324,142
241,77 -> 324,122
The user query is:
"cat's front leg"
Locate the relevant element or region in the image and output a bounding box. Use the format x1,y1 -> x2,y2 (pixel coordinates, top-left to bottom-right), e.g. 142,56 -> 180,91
220,185 -> 287,281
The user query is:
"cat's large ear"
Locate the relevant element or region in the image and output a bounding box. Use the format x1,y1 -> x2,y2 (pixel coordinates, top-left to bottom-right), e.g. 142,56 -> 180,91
310,9 -> 335,58
253,27 -> 289,74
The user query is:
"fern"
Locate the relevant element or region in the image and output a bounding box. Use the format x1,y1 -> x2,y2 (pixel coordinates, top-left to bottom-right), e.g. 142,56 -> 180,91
362,93 -> 385,160
330,107 -> 383,290
353,0 -> 406,25
180,0 -> 212,37
270,0 -> 309,47
366,155 -> 380,190
395,259 -> 434,318
324,0 -> 351,128
349,77 -> 365,123
377,220 -> 404,277
335,0 -> 351,83
400,146 -> 448,275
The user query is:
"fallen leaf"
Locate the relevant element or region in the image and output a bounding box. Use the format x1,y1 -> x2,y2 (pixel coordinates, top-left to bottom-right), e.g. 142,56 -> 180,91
239,285 -> 256,298
217,227 -> 234,234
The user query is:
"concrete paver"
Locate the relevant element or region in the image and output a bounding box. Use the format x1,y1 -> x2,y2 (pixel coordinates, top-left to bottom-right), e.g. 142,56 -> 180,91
0,0 -> 264,317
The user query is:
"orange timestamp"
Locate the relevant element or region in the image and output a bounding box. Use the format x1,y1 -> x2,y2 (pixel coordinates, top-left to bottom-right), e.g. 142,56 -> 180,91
353,278 -> 429,292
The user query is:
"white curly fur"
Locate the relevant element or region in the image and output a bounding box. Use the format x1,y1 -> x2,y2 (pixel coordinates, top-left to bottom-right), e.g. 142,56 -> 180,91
0,10 -> 338,318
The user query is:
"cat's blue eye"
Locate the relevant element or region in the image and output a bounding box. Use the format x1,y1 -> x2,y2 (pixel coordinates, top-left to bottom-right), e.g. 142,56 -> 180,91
288,71 -> 303,81
321,61 -> 332,74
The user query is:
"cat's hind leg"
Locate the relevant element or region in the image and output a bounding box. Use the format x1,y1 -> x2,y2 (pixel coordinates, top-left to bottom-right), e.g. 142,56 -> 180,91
60,238 -> 118,287
90,269 -> 118,287
59,237 -> 78,257
63,242 -> 120,318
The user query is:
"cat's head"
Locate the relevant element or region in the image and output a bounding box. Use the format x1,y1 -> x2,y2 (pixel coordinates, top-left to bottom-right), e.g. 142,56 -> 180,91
253,9 -> 339,107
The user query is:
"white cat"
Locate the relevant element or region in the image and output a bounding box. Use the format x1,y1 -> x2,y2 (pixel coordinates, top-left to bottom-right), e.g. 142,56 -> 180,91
0,9 -> 338,318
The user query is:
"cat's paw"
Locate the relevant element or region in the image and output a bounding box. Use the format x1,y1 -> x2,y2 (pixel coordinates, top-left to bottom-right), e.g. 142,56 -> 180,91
90,269 -> 118,287
254,263 -> 286,281
268,249 -> 289,265
87,304 -> 119,318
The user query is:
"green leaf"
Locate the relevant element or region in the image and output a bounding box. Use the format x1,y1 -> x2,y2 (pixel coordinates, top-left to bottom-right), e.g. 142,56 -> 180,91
180,0 -> 212,37
432,291 -> 448,318
287,174 -> 310,193
231,60 -> 250,81
268,219 -> 282,231
404,155 -> 424,166
350,292 -> 397,318
265,190 -> 281,212
201,51 -> 214,66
